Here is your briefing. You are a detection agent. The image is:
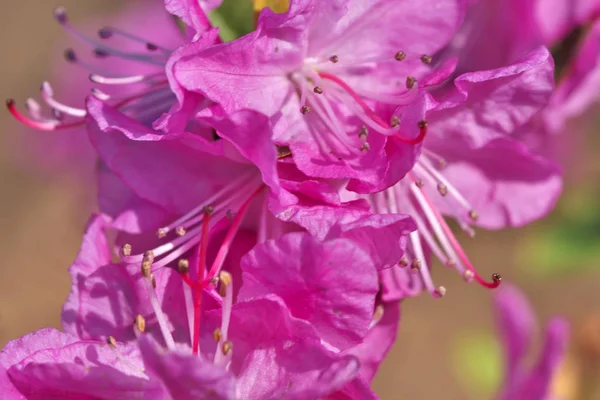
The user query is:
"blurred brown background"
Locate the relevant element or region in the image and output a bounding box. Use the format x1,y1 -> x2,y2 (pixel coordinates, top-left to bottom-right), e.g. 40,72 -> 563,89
1,1 -> 599,399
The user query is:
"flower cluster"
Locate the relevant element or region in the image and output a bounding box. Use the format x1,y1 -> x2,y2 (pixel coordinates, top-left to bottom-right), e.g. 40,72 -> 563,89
3,0 -> 592,397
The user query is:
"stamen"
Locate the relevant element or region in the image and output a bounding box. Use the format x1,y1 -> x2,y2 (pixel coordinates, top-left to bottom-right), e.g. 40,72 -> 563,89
121,243 -> 132,257
107,336 -> 117,348
406,76 -> 417,89
329,55 -> 339,63
40,82 -> 86,117
213,328 -> 222,343
313,86 -> 323,94
398,256 -> 408,267
409,175 -> 502,289
395,51 -> 406,61
177,259 -> 190,274
300,105 -> 311,114
318,72 -> 427,144
6,99 -> 84,131
420,55 -> 433,64
134,315 -> 146,333
214,271 -> 233,367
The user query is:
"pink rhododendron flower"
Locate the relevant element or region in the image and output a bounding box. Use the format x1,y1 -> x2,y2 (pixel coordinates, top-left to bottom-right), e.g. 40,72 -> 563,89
172,0 -> 465,190
493,284 -> 570,400
354,46 -> 561,300
56,214 -> 398,398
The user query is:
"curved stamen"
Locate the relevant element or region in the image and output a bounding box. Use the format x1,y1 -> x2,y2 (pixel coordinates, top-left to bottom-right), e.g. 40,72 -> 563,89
40,82 -> 86,117
318,72 -> 426,144
6,99 -> 84,131
408,174 -> 501,289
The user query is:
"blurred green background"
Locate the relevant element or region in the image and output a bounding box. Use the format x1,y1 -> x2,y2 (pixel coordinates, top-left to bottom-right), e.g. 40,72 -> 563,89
0,1 -> 599,399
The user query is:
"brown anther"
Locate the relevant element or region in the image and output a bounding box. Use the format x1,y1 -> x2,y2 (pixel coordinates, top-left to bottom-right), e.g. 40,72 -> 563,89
394,51 -> 406,61
135,314 -> 146,333
417,120 -> 428,129
434,286 -> 447,298
406,76 -> 417,89
313,86 -> 323,94
157,228 -> 167,238
373,304 -> 385,321
203,205 -> 215,215
301,105 -> 311,114
415,179 -> 425,188
438,158 -> 447,168
411,258 -> 421,271
446,259 -> 457,267
420,54 -> 433,64
469,210 -> 479,221
210,276 -> 219,286
141,260 -> 152,277
437,183 -> 448,196
213,328 -> 222,343
177,259 -> 190,274
491,273 -> 502,284
398,256 -> 409,267
276,145 -> 292,159
358,126 -> 369,140
107,336 -> 117,348
222,340 -> 233,355
390,115 -> 400,128
151,274 -> 157,288
175,226 -> 186,236
360,142 -> 371,152
121,244 -> 132,257
329,55 -> 339,63
463,270 -> 474,283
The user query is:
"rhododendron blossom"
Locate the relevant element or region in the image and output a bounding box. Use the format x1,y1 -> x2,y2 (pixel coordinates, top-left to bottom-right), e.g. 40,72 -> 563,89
172,0 -> 463,190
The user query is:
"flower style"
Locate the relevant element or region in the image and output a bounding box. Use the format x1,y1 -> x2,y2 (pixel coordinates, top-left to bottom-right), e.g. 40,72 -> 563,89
492,284 -> 570,400
360,45 -> 562,301
172,0 -> 465,190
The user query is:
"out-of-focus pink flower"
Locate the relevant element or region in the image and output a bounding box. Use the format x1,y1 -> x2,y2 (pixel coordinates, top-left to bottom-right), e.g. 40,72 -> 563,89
172,0 -> 465,190
493,284 -> 570,400
56,214 -> 394,398
352,47 -> 561,300
6,1 -> 190,179
440,0 -> 600,156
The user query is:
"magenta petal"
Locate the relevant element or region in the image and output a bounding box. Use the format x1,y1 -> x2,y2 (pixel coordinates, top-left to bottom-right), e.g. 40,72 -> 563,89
139,335 -> 236,400
97,163 -> 172,233
493,284 -> 537,382
164,0 -> 216,38
0,365 -> 24,399
239,233 -> 378,349
431,46 -> 555,145
346,302 -> 400,381
517,318 -> 570,400
88,97 -> 252,215
1,328 -> 161,399
225,296 -> 360,399
431,136 -> 562,229
61,215 -> 138,342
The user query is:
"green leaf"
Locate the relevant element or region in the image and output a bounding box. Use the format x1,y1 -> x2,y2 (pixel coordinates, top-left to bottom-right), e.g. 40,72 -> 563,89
209,0 -> 255,42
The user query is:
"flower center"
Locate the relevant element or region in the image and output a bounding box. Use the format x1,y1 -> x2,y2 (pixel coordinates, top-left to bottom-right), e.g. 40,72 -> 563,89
121,175 -> 264,355
289,52 -> 430,159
